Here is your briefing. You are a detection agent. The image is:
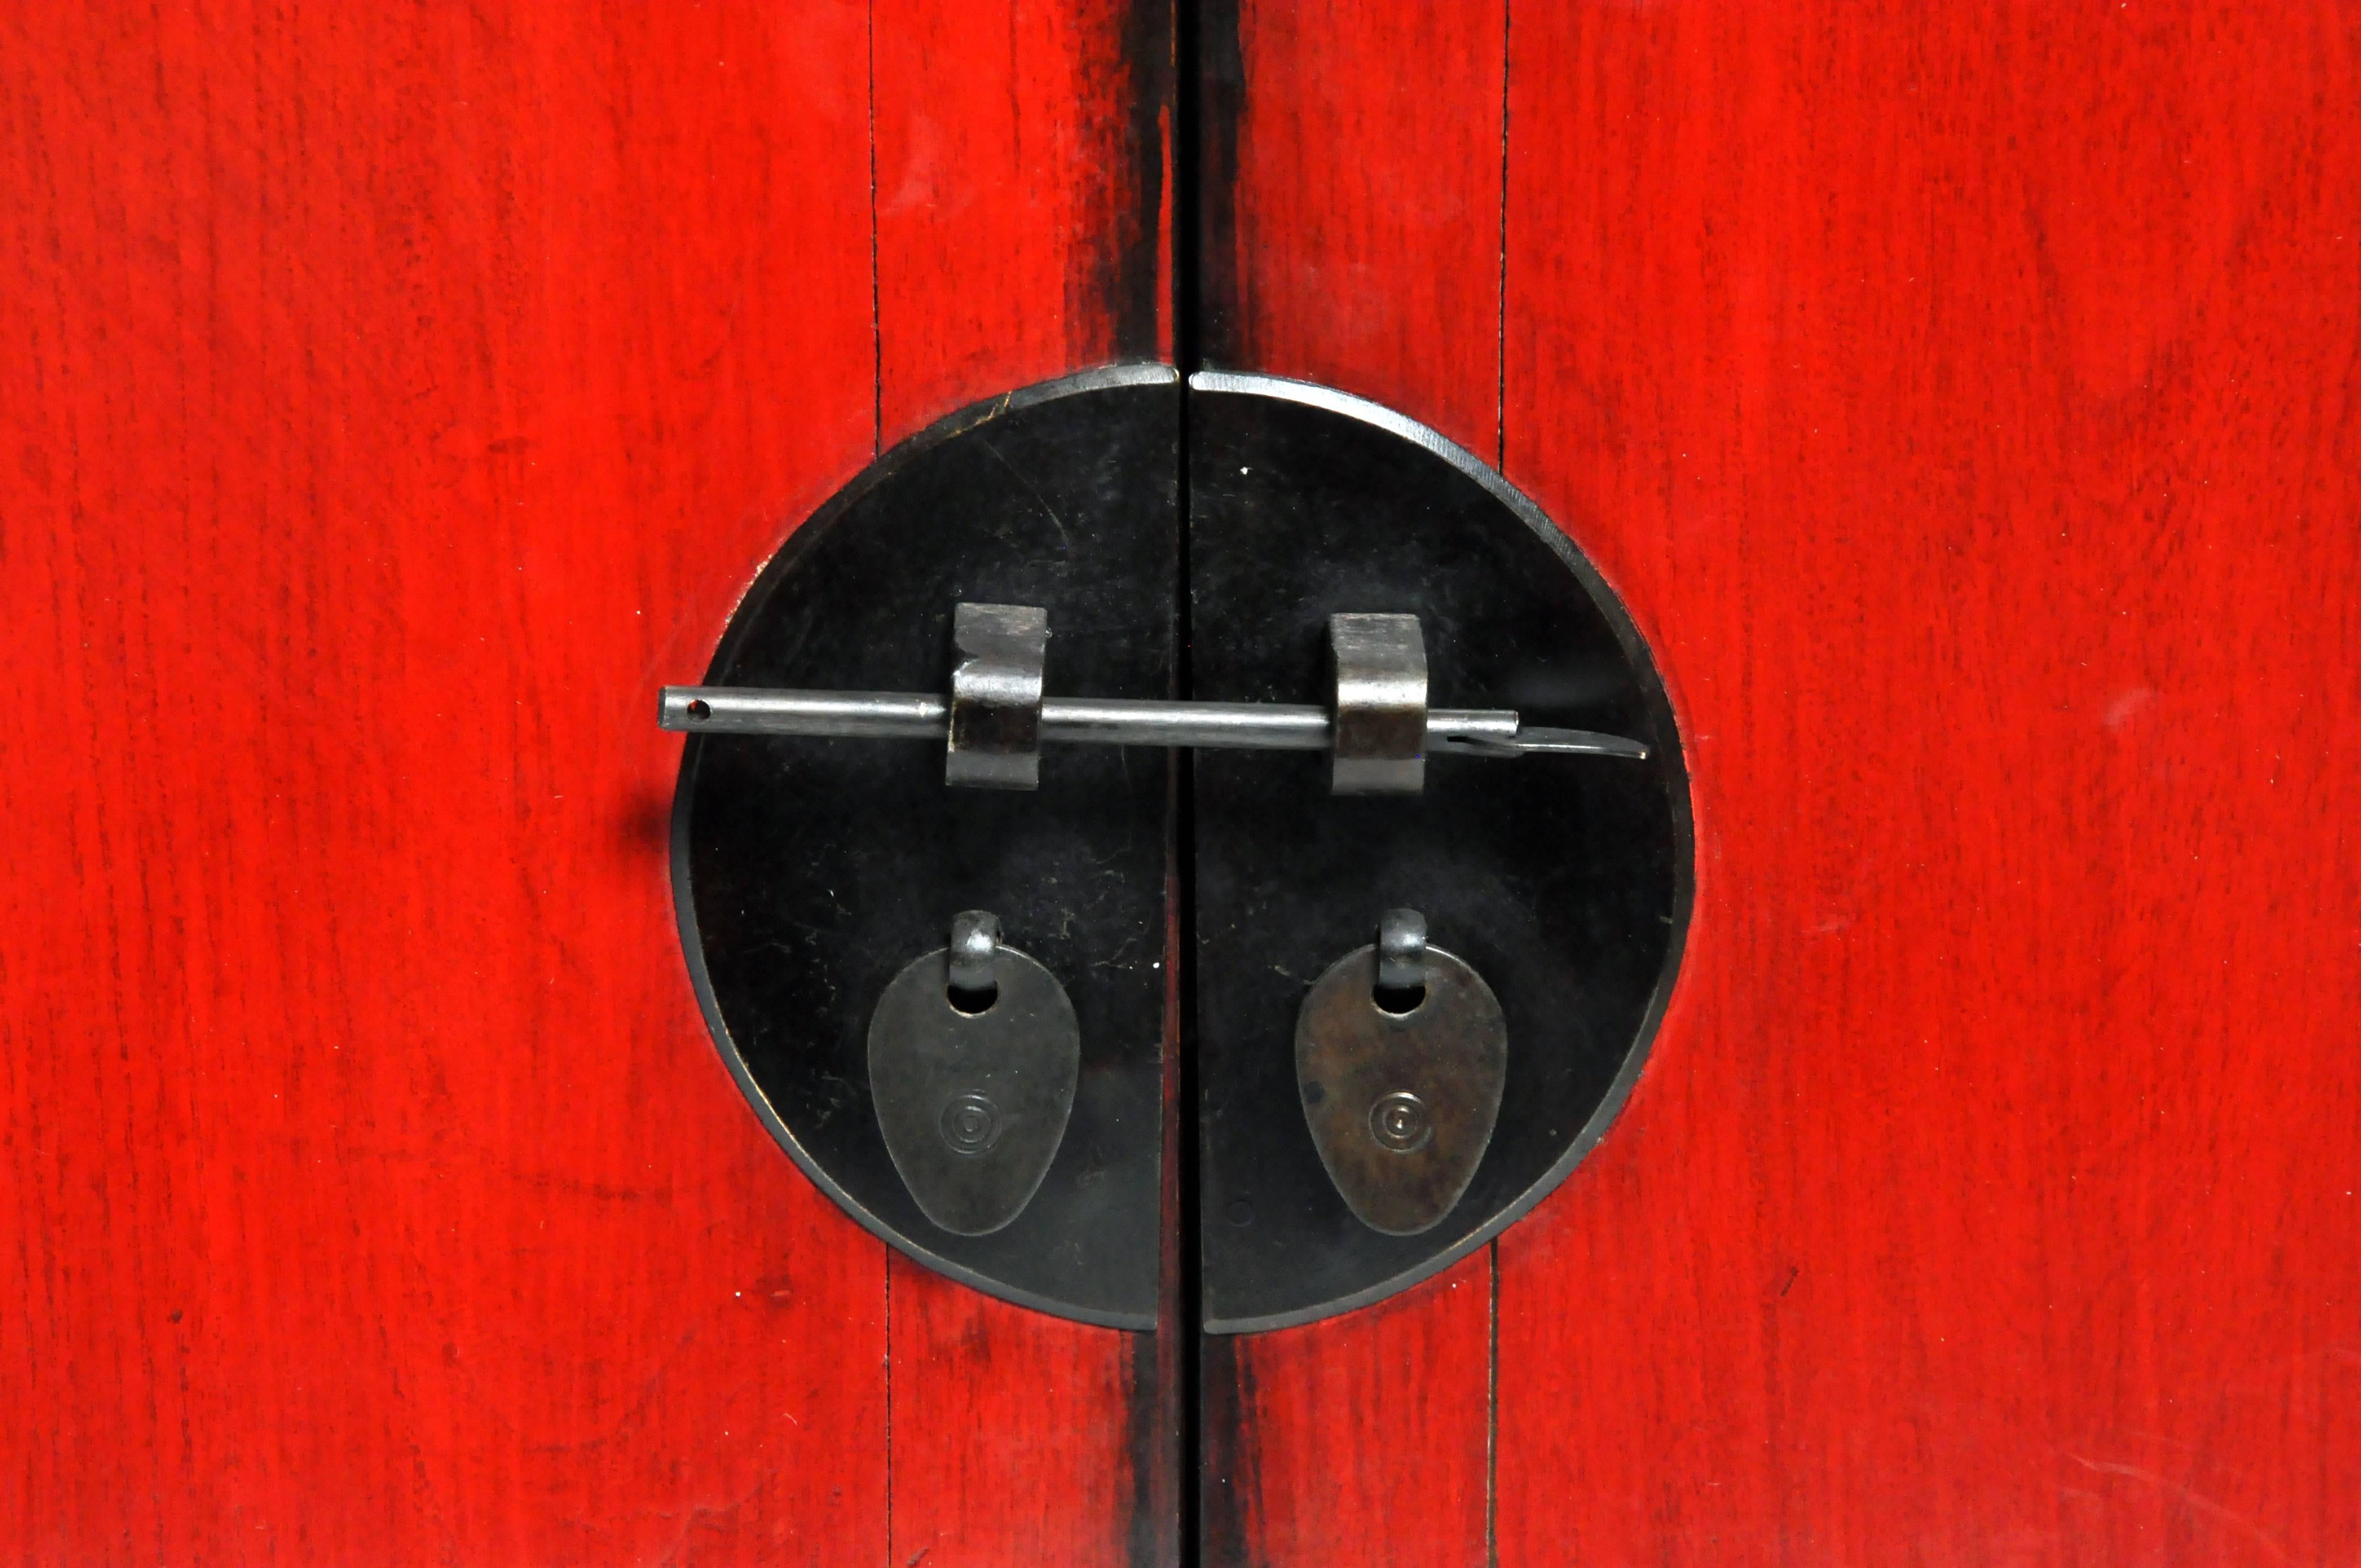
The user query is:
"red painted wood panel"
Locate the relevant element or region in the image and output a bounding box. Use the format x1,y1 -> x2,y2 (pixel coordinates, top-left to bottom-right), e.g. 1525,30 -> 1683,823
1203,2 -> 2361,1563
889,1265 -> 1161,1568
0,1 -> 1174,1562
873,1 -> 1177,1564
1202,1255 -> 1493,1568
0,4 -> 886,1561
1194,3 -> 1505,1562
1494,3 -> 2361,1565
1200,0 -> 1504,458
875,0 -> 1172,446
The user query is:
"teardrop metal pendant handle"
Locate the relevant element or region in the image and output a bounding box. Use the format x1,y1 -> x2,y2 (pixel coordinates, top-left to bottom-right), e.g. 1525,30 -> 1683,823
1296,918 -> 1507,1236
868,914 -> 1080,1237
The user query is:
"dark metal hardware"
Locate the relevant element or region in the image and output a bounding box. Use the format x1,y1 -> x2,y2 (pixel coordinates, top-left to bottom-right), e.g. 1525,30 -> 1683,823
1375,907 -> 1428,994
945,603 -> 1048,790
665,364 -> 1691,1333
1188,372 -> 1689,1333
946,908 -> 1003,997
1296,913 -> 1508,1237
660,607 -> 1646,796
672,366 -> 1176,1329
868,913 -> 1081,1238
1329,614 -> 1430,793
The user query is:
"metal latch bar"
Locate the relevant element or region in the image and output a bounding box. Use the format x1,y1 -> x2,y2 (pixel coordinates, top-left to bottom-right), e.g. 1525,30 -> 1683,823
659,604 -> 1647,794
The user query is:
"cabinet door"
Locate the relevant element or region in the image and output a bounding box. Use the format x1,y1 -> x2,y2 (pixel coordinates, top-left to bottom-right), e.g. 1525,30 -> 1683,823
1194,4 -> 2361,1565
0,5 -> 1179,1562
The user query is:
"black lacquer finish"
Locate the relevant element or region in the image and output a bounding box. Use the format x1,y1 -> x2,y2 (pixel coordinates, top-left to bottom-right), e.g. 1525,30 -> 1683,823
1188,374 -> 1693,1332
673,367 -> 1178,1328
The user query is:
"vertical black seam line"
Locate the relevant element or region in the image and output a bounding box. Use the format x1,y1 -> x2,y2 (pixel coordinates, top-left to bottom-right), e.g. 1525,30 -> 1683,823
1183,0 -> 1243,371
1111,0 -> 1171,358
1129,6 -> 1184,1557
1487,1239 -> 1502,1568
1174,422 -> 1203,1568
1173,190 -> 1205,1568
1172,0 -> 1202,371
1171,1 -> 1206,1560
867,0 -> 883,454
1496,0 -> 1511,471
883,1254 -> 894,1568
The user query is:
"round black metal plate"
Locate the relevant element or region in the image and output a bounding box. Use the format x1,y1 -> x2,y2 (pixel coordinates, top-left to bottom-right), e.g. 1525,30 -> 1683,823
673,367 -> 1178,1329
673,366 -> 1687,1333
1188,373 -> 1693,1333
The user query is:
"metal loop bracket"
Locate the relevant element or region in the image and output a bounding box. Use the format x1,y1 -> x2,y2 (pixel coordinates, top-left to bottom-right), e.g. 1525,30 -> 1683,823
1329,613 -> 1429,794
945,603 -> 1048,789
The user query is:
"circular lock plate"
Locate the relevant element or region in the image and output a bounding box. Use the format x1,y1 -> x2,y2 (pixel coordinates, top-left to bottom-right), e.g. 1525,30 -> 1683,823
671,366 -> 1691,1333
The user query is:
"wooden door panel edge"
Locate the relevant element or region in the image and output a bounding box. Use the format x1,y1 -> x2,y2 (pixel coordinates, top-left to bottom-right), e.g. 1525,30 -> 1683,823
875,1 -> 1179,1565
1192,2 -> 1506,1562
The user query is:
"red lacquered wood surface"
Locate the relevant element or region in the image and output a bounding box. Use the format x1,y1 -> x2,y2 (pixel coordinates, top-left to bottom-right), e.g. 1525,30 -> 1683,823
1204,2 -> 2361,1564
875,0 -> 1172,447
1201,1255 -> 1493,1568
1194,1 -> 1506,1560
1495,5 -> 2361,1562
0,7 -> 885,1559
1199,0 -> 1504,458
0,2 -> 1172,1562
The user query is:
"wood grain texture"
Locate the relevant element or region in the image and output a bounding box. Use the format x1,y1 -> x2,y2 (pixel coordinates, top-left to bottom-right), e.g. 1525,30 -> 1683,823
872,2 -> 1177,1563
874,0 -> 1172,447
1193,3 -> 1505,1560
0,4 -> 886,1561
1198,0 -> 1504,458
1493,3 -> 2361,1564
888,1264 -> 1162,1568
1201,1254 -> 1493,1568
1203,2 -> 2361,1564
0,1 -> 1174,1561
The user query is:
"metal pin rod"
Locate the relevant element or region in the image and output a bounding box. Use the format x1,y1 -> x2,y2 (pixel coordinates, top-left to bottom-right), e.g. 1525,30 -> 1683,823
659,687 -> 1646,760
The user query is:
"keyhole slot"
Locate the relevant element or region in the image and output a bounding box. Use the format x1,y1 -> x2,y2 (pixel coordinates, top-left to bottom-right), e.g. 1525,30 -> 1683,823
1373,982 -> 1427,1016
948,982 -> 999,1015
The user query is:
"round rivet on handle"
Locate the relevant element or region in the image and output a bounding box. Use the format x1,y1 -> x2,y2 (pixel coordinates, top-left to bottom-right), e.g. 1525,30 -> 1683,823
1368,1091 -> 1433,1153
939,1092 -> 1003,1156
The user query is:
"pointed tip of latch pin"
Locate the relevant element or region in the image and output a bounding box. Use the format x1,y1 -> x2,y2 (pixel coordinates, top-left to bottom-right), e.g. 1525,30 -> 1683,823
1501,726 -> 1650,761
1429,723 -> 1650,762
